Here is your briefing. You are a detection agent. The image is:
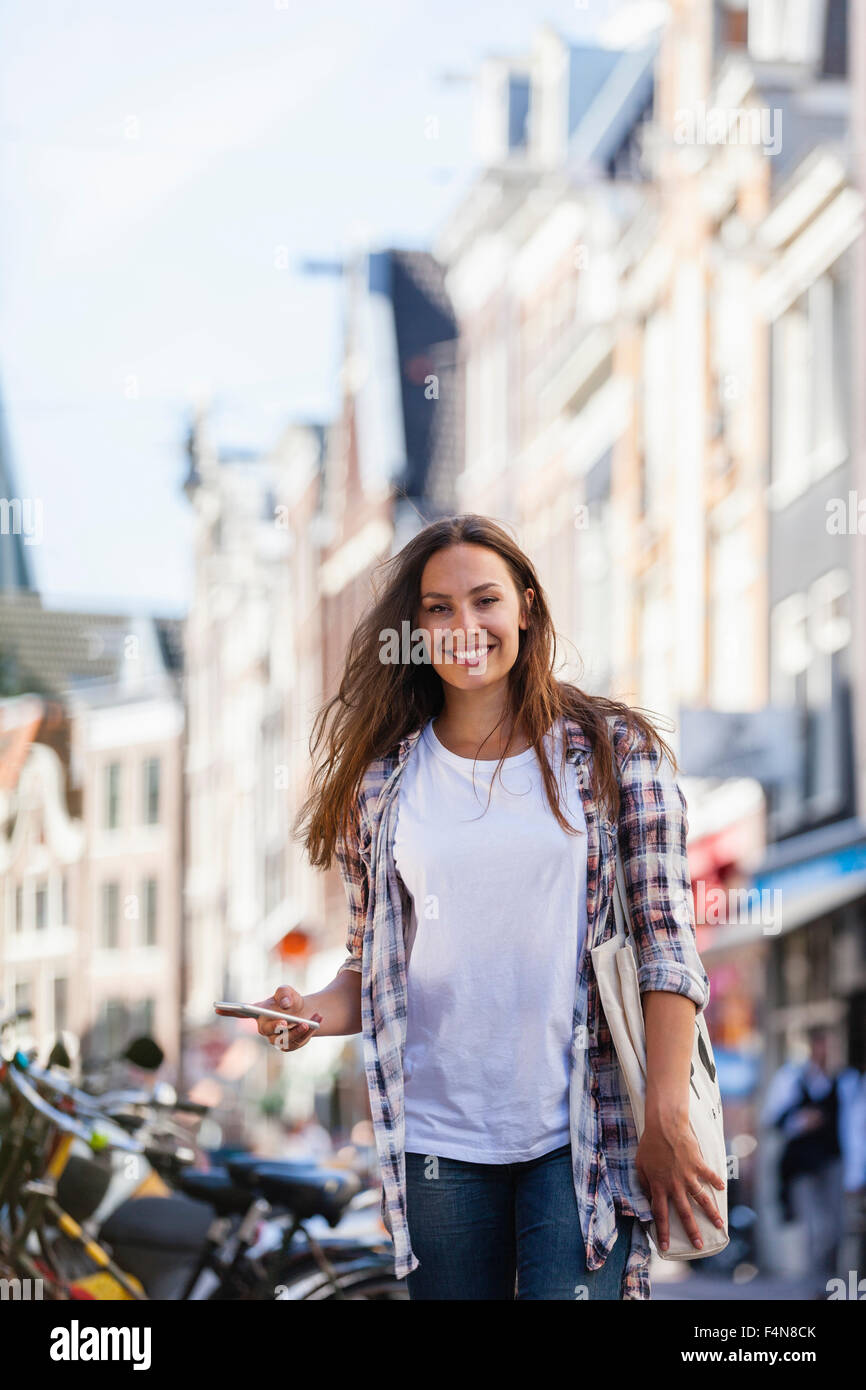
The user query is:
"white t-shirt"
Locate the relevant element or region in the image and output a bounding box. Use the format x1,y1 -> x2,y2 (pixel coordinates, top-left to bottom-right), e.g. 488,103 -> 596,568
394,716 -> 589,1163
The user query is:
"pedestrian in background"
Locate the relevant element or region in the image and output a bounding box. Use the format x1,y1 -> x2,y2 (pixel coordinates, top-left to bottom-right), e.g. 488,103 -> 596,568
762,1025 -> 860,1295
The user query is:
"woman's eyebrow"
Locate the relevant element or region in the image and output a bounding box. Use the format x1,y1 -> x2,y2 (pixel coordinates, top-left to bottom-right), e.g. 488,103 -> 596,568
420,582 -> 505,600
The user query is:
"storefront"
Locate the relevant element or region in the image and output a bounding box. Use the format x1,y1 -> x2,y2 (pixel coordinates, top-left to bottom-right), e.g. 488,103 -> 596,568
700,819 -> 866,1274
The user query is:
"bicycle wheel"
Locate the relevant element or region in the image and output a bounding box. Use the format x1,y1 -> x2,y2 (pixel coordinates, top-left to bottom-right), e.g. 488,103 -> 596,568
243,1251 -> 408,1301
319,1272 -> 409,1300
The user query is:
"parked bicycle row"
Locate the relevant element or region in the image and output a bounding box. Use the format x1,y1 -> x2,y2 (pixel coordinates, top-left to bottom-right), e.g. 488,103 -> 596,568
0,1009 -> 406,1300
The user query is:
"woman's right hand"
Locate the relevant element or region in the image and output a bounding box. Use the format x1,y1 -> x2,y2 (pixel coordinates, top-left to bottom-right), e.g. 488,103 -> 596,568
254,985 -> 322,1053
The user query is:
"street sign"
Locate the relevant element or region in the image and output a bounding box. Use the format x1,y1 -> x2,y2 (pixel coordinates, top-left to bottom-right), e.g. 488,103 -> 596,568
678,707 -> 803,785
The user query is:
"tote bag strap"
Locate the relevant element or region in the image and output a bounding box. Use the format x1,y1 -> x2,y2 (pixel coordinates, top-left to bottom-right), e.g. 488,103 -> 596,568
612,845 -> 633,947
603,713 -> 633,948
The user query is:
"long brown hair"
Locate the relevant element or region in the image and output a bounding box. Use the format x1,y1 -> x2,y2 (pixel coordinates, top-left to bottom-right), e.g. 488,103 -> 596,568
296,514 -> 676,869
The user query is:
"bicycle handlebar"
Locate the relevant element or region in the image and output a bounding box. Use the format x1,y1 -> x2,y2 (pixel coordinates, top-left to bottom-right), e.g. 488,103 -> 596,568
24,1062 -> 210,1120
6,1063 -> 145,1155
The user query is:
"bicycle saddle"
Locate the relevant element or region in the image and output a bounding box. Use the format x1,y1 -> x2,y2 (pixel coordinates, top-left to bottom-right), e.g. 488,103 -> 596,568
225,1155 -> 318,1189
177,1167 -> 253,1217
247,1165 -> 362,1227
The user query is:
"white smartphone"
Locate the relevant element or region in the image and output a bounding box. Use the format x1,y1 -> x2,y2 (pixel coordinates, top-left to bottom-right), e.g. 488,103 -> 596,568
213,1001 -> 321,1029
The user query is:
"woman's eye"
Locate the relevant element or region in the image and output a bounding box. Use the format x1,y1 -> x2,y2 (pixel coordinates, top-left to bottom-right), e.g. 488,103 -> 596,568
426,597 -> 499,613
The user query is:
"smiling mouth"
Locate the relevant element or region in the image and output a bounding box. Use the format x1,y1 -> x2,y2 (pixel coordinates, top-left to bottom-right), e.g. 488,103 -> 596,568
452,642 -> 497,664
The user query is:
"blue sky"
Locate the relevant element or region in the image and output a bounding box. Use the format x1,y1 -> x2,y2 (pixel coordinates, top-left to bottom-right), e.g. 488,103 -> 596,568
0,0 -> 638,615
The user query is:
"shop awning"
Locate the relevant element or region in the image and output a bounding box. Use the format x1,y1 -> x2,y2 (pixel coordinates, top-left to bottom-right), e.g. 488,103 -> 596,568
698,866 -> 866,957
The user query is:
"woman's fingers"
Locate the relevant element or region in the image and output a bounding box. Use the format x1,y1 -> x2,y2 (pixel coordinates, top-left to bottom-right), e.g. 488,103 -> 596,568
251,997 -> 281,1037
269,1014 -> 304,1049
270,1020 -> 300,1050
651,1187 -> 670,1252
640,1136 -> 727,1252
692,1183 -> 724,1228
268,987 -> 304,1041
669,1183 -> 704,1249
698,1159 -> 727,1191
653,1178 -> 723,1251
252,987 -> 306,1038
275,987 -> 304,1015
271,1011 -> 323,1052
694,1161 -> 726,1226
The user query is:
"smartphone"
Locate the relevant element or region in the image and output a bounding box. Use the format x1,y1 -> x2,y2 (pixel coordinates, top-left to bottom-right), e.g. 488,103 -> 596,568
213,1001 -> 320,1029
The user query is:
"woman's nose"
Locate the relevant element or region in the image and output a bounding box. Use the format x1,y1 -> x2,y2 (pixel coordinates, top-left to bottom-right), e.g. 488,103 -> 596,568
454,606 -> 483,632
450,619 -> 486,653
447,611 -> 475,636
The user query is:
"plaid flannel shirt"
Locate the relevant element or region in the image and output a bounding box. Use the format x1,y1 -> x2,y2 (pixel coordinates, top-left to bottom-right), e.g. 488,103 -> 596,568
334,712 -> 711,1298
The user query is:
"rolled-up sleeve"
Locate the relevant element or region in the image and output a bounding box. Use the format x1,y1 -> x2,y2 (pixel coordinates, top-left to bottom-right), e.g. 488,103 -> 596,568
334,794 -> 371,975
615,725 -> 710,1015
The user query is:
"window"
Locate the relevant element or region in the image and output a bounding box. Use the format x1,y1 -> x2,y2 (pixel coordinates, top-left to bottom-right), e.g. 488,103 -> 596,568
15,883 -> 23,932
771,571 -> 851,706
141,877 -> 158,946
130,998 -> 155,1038
142,757 -> 160,825
507,73 -> 530,151
101,881 -> 120,949
709,519 -> 757,709
769,570 -> 853,823
770,592 -> 810,705
14,979 -> 31,1015
809,568 -> 850,654
53,977 -> 68,1034
638,573 -> 674,721
35,880 -> 48,930
97,999 -> 128,1055
577,510 -> 613,692
771,305 -> 809,504
61,874 -> 69,925
809,276 -> 846,478
718,1 -> 749,49
748,0 -> 826,65
642,310 -> 672,523
104,763 -> 122,829
806,569 -> 850,708
468,335 -> 508,476
770,277 -> 846,507
713,262 -> 754,462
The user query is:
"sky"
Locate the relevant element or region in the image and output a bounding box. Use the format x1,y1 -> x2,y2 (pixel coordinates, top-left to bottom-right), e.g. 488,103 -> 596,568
0,0 -> 641,616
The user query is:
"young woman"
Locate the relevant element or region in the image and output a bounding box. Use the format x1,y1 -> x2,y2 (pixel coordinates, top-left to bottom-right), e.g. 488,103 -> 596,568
255,514 -> 725,1300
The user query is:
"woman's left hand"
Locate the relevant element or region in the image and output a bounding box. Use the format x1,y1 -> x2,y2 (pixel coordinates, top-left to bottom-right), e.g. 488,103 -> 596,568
635,1115 -> 726,1252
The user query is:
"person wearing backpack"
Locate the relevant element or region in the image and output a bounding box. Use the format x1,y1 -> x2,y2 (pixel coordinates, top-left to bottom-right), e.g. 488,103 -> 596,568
764,1026 -> 849,1294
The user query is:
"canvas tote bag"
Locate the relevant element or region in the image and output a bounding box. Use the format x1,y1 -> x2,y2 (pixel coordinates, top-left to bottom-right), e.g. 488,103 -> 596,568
590,840 -> 730,1260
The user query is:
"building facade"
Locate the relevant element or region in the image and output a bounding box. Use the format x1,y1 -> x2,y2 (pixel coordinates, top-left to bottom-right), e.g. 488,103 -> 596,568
0,600 -> 184,1068
434,0 -> 864,1277
0,698 -> 84,1055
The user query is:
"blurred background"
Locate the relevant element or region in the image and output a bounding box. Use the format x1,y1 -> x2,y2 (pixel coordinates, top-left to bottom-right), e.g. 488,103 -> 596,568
0,0 -> 865,1297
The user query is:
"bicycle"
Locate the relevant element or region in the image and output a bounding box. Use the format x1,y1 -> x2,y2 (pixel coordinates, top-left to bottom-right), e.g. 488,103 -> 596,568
1,1033 -> 407,1299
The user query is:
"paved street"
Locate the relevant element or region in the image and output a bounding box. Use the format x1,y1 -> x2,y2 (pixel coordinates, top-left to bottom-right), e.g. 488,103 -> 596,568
652,1267 -> 825,1300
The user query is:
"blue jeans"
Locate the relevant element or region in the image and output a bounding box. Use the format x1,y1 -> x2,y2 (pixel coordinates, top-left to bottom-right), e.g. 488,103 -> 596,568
404,1143 -> 634,1300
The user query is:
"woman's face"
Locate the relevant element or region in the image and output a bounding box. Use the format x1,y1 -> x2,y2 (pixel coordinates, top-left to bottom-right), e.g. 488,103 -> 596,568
415,543 -> 533,691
